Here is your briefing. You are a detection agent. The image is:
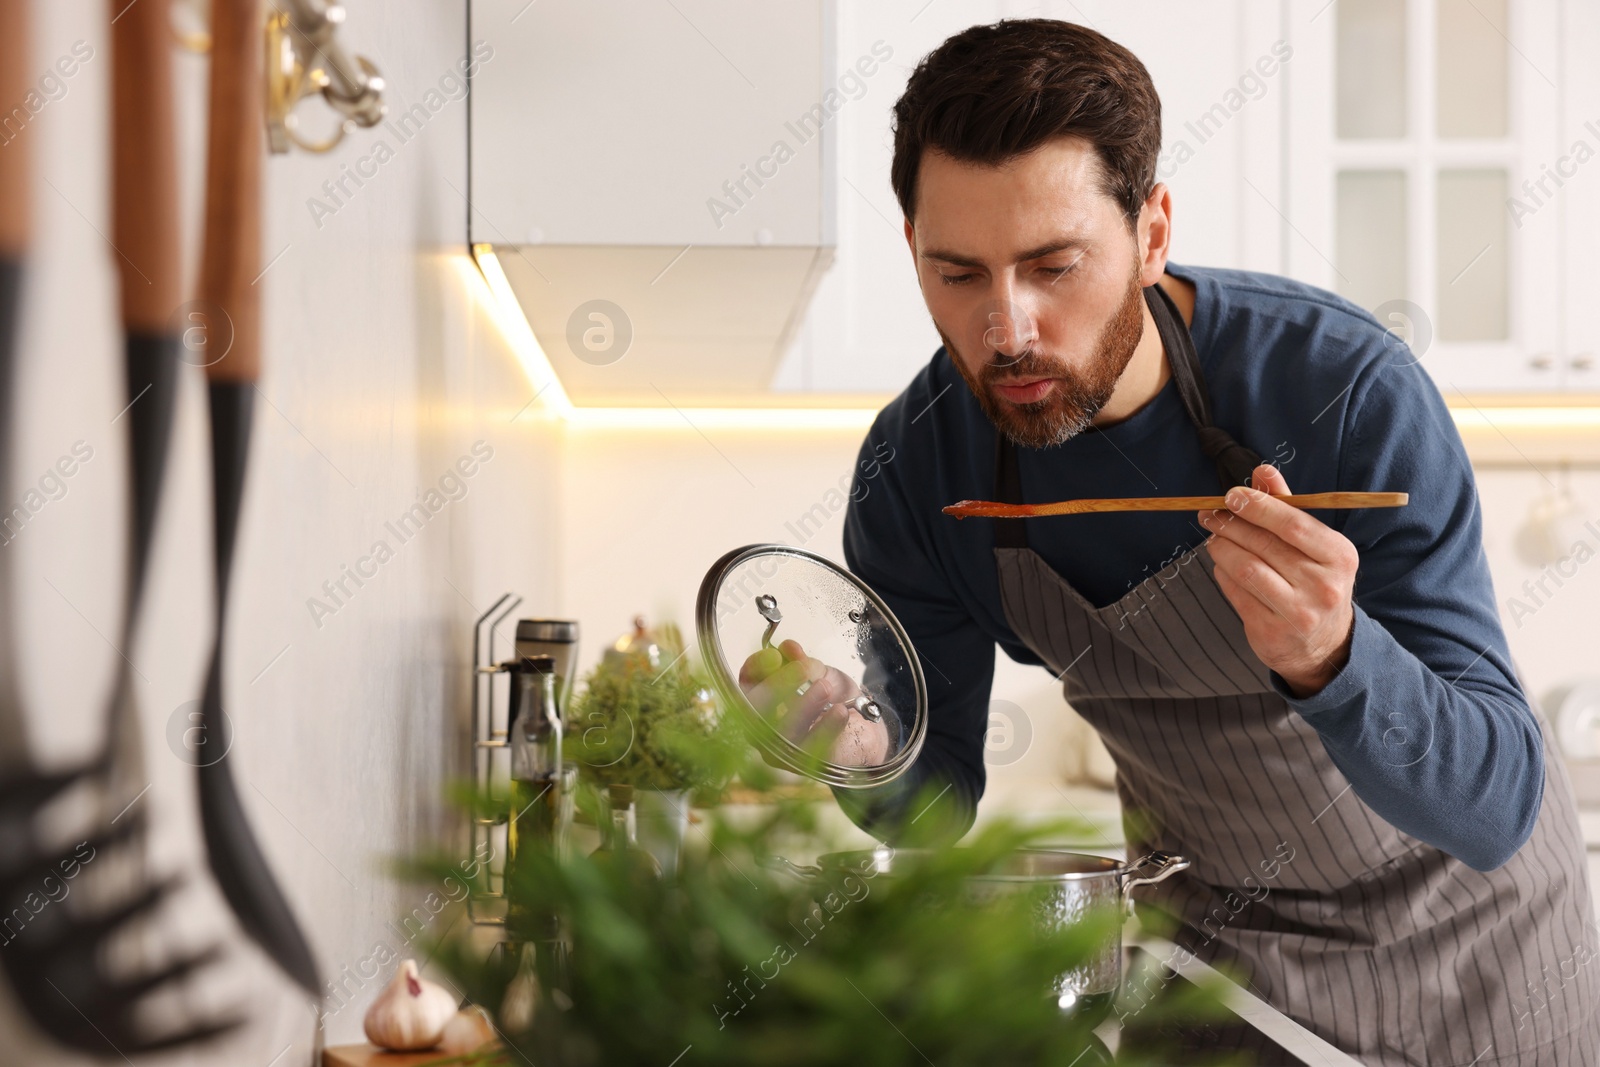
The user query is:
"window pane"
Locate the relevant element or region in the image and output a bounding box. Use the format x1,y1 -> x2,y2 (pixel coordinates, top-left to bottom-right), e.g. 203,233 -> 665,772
1436,168 -> 1509,341
1437,0 -> 1509,138
1337,0 -> 1408,139
1336,170 -> 1408,311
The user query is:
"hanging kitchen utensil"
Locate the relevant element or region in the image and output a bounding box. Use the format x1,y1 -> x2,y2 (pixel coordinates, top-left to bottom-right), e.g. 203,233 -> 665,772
0,0 -> 240,1052
695,544 -> 926,790
193,0 -> 321,998
0,0 -> 29,766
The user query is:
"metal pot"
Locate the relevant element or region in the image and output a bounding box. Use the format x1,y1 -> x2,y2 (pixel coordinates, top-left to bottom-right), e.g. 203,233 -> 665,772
765,846 -> 1189,1013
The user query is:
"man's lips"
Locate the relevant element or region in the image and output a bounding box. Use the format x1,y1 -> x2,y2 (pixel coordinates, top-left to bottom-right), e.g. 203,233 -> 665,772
991,377 -> 1056,404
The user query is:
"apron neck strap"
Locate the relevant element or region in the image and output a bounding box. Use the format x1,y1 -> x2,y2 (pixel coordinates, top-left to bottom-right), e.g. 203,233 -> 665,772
1144,281 -> 1261,491
991,280 -> 1263,550
993,422 -> 1028,548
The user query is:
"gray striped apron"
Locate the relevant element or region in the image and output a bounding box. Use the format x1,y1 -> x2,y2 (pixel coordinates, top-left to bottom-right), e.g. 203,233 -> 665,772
991,285 -> 1600,1065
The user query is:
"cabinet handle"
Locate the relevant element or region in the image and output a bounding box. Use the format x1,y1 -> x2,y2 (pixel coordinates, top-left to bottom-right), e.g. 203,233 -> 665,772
1529,354 -> 1556,370
1572,354 -> 1594,371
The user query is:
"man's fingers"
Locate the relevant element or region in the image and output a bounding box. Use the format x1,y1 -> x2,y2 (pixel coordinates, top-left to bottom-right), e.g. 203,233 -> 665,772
1251,462 -> 1291,496
744,657 -> 817,714
793,701 -> 850,748
1209,537 -> 1298,619
1214,558 -> 1290,630
739,646 -> 784,687
739,637 -> 873,752
1196,464 -> 1313,574
1220,484 -> 1351,567
779,677 -> 852,743
1200,506 -> 1314,577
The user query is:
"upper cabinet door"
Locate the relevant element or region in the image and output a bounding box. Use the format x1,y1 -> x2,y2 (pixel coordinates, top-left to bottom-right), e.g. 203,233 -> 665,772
1285,0 -> 1564,395
1560,0 -> 1600,394
470,0 -> 835,248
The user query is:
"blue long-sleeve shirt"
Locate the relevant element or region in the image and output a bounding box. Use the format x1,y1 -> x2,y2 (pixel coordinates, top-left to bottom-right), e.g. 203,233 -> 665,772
835,262 -> 1542,872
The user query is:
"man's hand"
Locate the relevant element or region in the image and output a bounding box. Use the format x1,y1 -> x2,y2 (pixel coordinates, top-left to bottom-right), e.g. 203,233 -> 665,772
1198,464 -> 1359,697
738,638 -> 891,766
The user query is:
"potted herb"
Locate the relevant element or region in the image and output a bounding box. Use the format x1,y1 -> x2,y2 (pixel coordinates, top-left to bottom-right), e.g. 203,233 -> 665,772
566,622 -> 739,874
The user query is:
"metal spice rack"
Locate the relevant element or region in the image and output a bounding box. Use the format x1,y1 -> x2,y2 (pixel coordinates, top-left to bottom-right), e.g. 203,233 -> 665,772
466,592 -> 522,926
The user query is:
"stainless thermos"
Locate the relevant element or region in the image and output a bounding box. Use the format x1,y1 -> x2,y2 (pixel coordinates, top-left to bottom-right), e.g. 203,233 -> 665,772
514,619 -> 579,718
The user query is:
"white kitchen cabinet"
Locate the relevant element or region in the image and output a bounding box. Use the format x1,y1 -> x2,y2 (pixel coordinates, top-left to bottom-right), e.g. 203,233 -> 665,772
468,0 -> 844,405
1282,0 -> 1597,395
787,0 -> 1600,399
470,0 -> 836,248
1559,0 -> 1600,394
469,0 -> 1600,401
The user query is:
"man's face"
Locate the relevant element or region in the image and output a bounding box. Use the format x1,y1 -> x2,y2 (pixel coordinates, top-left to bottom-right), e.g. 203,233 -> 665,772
906,137 -> 1150,449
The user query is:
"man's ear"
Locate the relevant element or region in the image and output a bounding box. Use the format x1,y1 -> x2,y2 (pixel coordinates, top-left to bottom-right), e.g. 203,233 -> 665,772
1137,182 -> 1173,287
904,217 -> 925,293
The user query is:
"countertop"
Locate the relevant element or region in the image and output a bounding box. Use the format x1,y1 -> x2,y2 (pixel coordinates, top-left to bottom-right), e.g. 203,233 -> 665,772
322,927 -> 1358,1067
323,1048 -> 456,1067
1116,929 -> 1362,1066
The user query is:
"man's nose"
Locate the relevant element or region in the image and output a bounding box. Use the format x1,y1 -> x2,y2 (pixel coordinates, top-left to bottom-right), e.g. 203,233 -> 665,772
976,284 -> 1038,361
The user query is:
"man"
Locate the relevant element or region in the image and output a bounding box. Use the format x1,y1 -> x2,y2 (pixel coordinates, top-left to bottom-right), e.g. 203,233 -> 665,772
741,18 -> 1598,1067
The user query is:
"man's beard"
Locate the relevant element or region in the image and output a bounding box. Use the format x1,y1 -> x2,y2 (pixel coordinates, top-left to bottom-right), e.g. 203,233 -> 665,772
943,264 -> 1147,450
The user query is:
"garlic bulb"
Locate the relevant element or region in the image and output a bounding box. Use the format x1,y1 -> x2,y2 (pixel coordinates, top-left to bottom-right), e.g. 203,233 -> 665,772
363,959 -> 458,1051
499,949 -> 540,1034
438,1006 -> 497,1055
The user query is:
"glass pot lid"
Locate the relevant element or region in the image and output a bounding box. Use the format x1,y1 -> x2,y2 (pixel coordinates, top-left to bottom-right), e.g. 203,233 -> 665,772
695,544 -> 928,790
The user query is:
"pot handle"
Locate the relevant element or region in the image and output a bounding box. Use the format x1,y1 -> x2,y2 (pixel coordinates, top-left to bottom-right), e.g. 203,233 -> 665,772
1120,851 -> 1190,892
759,855 -> 823,882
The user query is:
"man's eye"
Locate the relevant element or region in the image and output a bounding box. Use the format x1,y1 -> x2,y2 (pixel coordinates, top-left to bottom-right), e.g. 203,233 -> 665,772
1039,264 -> 1077,280
938,272 -> 976,286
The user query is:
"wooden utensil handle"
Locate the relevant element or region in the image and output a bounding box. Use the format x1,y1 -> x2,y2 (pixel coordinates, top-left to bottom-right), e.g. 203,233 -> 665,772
943,492 -> 1410,519
111,0 -> 180,331
0,0 -> 28,256
198,0 -> 262,384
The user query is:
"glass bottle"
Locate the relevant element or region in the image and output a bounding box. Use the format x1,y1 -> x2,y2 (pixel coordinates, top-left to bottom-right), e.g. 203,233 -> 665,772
507,655 -> 563,942
589,783 -> 661,882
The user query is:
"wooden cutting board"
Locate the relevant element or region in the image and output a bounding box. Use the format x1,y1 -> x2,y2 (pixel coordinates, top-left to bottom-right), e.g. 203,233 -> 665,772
323,1045 -> 459,1067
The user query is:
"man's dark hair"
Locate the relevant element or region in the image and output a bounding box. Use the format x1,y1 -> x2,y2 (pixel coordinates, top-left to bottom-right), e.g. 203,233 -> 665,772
890,19 -> 1162,226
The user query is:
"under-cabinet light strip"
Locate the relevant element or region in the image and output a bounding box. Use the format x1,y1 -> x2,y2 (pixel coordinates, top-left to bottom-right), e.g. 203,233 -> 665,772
471,246 -> 575,419
564,406 -> 881,430
1447,406 -> 1600,430
470,245 -> 880,430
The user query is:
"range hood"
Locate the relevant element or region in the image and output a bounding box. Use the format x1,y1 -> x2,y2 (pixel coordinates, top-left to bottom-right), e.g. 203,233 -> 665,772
468,0 -> 842,408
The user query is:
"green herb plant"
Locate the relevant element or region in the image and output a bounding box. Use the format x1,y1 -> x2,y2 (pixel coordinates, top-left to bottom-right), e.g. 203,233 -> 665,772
565,649 -> 739,798
405,722 -> 1230,1067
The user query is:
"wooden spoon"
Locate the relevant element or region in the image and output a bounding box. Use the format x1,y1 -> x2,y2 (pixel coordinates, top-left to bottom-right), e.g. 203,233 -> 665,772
943,491 -> 1409,519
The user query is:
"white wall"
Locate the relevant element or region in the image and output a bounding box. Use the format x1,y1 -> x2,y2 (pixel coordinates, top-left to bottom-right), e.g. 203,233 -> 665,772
3,2 -> 561,1061
1477,469 -> 1600,717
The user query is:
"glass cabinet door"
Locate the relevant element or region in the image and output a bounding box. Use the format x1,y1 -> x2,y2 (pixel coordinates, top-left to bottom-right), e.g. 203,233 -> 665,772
1288,0 -> 1564,394
1561,0 -> 1600,393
